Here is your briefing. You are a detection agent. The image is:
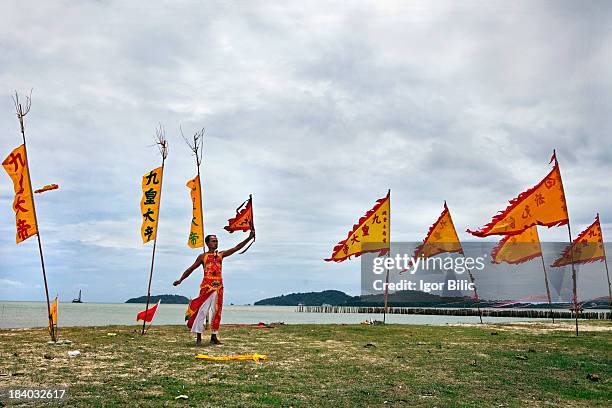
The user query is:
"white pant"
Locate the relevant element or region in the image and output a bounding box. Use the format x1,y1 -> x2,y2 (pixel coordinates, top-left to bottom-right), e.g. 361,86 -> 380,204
191,290 -> 219,335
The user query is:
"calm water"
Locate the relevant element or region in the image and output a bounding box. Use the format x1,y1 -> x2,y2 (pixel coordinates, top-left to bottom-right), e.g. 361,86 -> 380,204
0,301 -> 558,329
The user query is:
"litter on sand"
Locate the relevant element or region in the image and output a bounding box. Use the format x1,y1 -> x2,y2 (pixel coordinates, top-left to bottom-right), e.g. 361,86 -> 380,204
67,351 -> 81,357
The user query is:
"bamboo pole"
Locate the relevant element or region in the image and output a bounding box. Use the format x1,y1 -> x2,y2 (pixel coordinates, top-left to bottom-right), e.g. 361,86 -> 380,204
142,128 -> 167,335
604,256 -> 612,322
383,190 -> 390,323
13,92 -> 56,342
463,259 -> 483,324
182,127 -> 211,330
554,151 -> 579,335
598,214 -> 612,321
566,223 -> 579,335
539,254 -> 555,323
533,226 -> 555,323
196,142 -> 211,330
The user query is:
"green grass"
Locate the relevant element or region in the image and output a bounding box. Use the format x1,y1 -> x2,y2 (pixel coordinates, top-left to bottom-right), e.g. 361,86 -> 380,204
0,322 -> 610,407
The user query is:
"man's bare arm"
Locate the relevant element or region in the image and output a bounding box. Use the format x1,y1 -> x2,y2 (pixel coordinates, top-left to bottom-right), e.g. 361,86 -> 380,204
221,228 -> 255,258
173,254 -> 203,286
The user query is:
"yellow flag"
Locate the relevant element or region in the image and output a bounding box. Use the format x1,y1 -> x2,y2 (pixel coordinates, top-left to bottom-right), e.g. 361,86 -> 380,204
491,226 -> 542,264
552,215 -> 606,267
50,296 -> 58,326
140,166 -> 163,243
325,191 -> 390,262
186,175 -> 204,248
2,144 -> 38,243
468,155 -> 569,237
413,202 -> 463,259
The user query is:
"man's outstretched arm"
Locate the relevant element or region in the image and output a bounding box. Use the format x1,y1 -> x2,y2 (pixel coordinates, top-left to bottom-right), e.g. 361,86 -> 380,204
221,228 -> 256,258
173,254 -> 204,286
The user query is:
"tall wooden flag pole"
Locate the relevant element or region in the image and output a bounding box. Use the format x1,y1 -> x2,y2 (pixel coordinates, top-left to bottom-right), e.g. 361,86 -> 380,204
566,222 -> 579,335
539,252 -> 555,323
141,126 -> 168,335
600,215 -> 612,321
552,151 -> 579,335
325,191 -> 391,320
181,128 -> 206,253
181,128 -> 210,330
603,254 -> 612,320
12,92 -> 56,342
552,214 -> 611,322
461,253 -> 484,324
383,189 -> 391,323
491,226 -> 554,322
414,202 -> 482,323
469,151 -> 572,331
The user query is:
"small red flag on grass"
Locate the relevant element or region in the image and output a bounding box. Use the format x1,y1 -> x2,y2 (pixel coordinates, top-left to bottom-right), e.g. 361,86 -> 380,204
136,300 -> 161,323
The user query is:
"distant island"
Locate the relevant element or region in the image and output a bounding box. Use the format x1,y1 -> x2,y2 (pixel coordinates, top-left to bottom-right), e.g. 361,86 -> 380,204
125,294 -> 189,304
255,289 -> 480,307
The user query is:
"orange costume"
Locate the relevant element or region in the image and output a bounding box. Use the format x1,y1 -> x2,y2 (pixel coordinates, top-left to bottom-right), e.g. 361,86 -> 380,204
185,252 -> 224,334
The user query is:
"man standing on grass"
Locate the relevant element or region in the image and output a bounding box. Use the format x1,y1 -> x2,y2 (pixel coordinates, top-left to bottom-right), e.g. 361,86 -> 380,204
173,229 -> 255,345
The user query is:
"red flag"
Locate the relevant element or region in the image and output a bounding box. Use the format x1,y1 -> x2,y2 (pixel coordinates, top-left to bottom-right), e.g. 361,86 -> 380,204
225,195 -> 253,233
136,300 -> 161,323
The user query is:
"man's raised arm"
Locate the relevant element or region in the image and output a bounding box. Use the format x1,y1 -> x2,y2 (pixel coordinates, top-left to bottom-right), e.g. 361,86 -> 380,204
173,254 -> 204,286
221,228 -> 256,258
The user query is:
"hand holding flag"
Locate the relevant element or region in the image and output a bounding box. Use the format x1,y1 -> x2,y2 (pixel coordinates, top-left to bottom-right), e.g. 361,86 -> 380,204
225,195 -> 254,233
225,195 -> 256,253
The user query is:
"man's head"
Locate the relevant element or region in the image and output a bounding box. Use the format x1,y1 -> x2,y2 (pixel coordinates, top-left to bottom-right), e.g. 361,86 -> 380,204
205,234 -> 218,251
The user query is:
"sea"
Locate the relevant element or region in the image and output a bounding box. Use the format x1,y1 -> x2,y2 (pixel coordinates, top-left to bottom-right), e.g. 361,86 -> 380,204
0,301 -> 567,329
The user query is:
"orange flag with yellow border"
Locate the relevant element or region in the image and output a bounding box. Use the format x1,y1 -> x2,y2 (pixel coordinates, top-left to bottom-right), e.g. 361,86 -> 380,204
225,196 -> 254,233
413,202 -> 462,259
468,153 -> 568,237
2,144 -> 38,243
140,167 -> 163,243
325,191 -> 390,262
491,226 -> 542,264
552,215 -> 605,267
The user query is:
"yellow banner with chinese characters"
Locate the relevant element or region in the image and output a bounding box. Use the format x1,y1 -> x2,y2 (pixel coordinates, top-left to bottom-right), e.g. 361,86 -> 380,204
552,215 -> 606,267
140,166 -> 163,243
186,175 -> 204,248
2,144 -> 38,243
413,202 -> 463,259
468,157 -> 568,237
325,191 -> 390,262
492,226 -> 542,265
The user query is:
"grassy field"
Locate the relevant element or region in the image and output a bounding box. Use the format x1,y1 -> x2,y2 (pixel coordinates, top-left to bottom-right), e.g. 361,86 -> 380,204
0,322 -> 610,407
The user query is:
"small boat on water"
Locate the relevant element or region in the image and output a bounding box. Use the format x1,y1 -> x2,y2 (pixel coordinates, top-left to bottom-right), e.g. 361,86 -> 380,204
72,290 -> 83,303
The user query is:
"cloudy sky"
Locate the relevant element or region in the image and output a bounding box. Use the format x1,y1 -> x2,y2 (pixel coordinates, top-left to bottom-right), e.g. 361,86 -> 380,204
1,1 -> 611,304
